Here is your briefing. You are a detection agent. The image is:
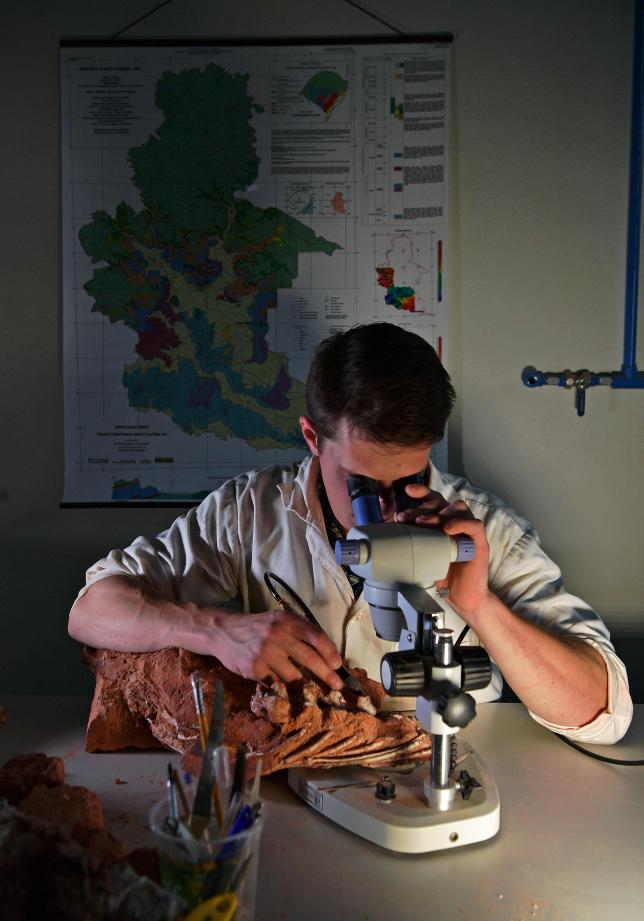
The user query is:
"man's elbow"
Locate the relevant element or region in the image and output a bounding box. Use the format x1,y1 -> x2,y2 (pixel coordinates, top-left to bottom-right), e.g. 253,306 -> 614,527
68,594 -> 90,643
68,580 -> 106,644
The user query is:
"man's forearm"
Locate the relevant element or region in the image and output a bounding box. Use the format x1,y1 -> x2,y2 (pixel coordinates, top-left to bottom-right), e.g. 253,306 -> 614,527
68,575 -> 221,654
468,594 -> 608,728
68,574 -> 346,688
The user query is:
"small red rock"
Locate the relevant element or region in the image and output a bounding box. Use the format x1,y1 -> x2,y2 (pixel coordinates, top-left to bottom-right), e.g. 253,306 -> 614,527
18,783 -> 104,831
0,752 -> 65,805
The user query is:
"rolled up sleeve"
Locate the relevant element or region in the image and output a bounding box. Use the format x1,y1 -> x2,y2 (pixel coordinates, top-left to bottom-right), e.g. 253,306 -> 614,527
491,528 -> 633,744
528,639 -> 632,744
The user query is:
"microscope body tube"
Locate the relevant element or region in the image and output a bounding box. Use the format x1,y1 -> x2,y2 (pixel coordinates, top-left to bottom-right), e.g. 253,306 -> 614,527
341,473 -> 474,581
335,524 -> 474,586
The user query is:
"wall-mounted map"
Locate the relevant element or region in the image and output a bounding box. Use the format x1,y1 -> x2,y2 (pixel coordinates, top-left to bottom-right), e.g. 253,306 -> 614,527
61,39 -> 450,503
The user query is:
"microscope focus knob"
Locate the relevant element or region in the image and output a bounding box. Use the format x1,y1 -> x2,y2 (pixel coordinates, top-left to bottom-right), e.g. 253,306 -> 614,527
437,690 -> 477,729
457,646 -> 493,691
381,651 -> 426,696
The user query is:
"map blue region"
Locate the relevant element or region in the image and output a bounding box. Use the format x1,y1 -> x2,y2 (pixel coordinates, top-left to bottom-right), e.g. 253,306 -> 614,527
111,478 -> 209,501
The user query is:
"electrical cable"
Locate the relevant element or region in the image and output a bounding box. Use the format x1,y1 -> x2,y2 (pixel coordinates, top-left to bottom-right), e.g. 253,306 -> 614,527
108,0 -> 176,40
264,571 -> 317,625
555,733 -> 644,766
454,625 -> 470,647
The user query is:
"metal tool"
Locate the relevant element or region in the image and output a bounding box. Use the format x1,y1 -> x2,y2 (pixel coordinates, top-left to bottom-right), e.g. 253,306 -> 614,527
165,762 -> 180,829
264,570 -> 363,693
188,679 -> 225,838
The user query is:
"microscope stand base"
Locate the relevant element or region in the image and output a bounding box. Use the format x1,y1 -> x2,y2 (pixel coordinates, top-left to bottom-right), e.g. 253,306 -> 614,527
287,740 -> 500,854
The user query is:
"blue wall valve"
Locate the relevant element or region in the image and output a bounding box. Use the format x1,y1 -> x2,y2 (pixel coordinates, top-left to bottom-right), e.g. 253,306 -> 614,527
521,366 -> 547,388
521,367 -> 615,416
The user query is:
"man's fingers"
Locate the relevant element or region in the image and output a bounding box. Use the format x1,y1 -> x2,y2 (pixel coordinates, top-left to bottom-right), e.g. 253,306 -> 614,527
404,483 -> 433,498
411,499 -> 473,525
441,516 -> 483,537
441,517 -> 488,556
280,626 -> 344,689
405,487 -> 446,505
438,499 -> 473,519
265,657 -> 304,686
285,639 -> 344,690
283,612 -> 343,669
263,610 -> 344,689
395,489 -> 447,523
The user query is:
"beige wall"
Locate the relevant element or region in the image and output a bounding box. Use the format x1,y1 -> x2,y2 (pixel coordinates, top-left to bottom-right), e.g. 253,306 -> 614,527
1,0 -> 642,693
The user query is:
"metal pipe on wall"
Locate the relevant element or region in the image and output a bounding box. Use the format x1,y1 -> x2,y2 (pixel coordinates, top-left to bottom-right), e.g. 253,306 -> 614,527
620,0 -> 644,383
522,0 -> 644,414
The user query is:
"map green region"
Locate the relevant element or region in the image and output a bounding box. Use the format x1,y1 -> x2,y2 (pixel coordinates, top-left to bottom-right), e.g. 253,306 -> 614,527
80,63 -> 342,456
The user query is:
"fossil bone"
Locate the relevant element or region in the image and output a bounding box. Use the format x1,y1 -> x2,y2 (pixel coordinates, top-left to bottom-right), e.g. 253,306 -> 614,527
84,647 -> 431,774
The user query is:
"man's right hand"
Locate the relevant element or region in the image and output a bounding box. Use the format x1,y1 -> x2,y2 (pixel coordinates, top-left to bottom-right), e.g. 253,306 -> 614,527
208,609 -> 345,690
69,576 -> 345,691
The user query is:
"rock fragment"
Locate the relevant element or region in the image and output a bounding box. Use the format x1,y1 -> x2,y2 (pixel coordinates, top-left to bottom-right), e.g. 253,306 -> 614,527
0,800 -> 183,920
0,751 -> 65,805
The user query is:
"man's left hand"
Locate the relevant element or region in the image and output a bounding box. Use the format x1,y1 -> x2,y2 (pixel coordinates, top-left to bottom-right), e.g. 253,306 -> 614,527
394,485 -> 491,623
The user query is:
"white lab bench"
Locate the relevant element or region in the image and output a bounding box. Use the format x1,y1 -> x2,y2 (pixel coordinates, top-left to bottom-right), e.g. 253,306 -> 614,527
0,696 -> 642,921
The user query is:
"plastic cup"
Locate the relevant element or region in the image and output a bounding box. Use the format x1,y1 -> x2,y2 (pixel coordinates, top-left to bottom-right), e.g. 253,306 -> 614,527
149,797 -> 263,918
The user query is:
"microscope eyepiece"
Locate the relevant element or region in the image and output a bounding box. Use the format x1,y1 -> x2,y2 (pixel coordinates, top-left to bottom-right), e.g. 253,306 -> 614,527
347,475 -> 383,525
347,474 -> 378,500
393,470 -> 427,513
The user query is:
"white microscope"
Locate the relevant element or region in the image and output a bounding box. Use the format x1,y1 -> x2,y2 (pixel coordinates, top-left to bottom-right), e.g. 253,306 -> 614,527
288,474 -> 500,853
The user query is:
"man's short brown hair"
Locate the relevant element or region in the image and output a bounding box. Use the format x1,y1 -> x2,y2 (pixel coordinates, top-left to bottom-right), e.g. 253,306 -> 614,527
306,323 -> 455,446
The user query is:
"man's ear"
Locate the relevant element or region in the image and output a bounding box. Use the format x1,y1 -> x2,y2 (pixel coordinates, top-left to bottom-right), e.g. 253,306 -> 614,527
299,416 -> 320,456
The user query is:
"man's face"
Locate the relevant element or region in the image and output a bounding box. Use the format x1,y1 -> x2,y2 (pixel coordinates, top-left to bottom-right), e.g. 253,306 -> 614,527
300,417 -> 431,531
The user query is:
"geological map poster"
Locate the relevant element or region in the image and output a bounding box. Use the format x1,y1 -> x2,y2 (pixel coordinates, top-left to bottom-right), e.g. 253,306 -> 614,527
60,39 -> 450,504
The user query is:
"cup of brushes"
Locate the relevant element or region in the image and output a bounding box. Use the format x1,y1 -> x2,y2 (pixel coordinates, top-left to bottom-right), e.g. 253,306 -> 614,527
149,677 -> 264,919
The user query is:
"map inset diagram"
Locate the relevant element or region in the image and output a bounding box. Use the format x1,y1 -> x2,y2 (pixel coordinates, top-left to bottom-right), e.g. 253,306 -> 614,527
374,232 -> 435,315
283,183 -> 352,217
300,70 -> 349,119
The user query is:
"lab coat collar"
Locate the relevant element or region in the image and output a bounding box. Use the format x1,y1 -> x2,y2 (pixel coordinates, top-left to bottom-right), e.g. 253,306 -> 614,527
428,458 -> 447,495
277,454 -> 321,523
279,453 -> 444,520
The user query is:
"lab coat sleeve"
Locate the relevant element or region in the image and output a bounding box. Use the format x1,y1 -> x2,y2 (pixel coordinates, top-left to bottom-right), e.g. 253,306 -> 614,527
77,481 -> 242,609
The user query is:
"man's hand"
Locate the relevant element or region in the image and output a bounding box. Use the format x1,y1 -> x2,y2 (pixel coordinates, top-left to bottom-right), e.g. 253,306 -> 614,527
210,609 -> 345,690
393,484 -> 491,623
69,576 -> 345,691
